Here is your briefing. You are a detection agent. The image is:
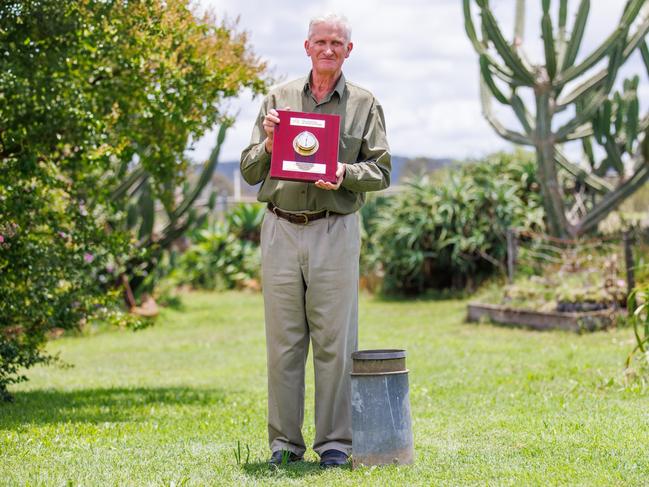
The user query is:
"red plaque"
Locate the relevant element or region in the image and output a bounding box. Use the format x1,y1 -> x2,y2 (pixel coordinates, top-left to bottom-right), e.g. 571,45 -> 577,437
270,110 -> 340,183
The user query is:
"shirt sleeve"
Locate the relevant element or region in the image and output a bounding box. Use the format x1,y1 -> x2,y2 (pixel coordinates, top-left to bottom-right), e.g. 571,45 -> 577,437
341,99 -> 391,193
240,98 -> 272,185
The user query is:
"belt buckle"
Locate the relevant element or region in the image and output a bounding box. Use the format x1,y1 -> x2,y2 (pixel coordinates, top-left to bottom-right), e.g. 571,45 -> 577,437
296,213 -> 309,224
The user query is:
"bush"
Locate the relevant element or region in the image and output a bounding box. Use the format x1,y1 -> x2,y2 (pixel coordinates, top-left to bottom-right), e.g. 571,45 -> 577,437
171,223 -> 260,291
369,150 -> 544,294
359,194 -> 390,291
226,203 -> 265,244
0,184 -> 135,401
169,204 -> 265,291
0,0 -> 268,400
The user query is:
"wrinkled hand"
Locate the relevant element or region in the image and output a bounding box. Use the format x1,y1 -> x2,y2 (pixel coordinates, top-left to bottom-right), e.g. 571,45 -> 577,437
315,163 -> 345,190
263,107 -> 290,153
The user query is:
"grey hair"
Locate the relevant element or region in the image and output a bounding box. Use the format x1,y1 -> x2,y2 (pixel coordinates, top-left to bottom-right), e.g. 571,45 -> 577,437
308,13 -> 352,42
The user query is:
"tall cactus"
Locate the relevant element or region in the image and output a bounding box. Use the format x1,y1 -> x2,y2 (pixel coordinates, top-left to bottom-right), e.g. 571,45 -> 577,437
464,0 -> 649,237
112,123 -> 229,293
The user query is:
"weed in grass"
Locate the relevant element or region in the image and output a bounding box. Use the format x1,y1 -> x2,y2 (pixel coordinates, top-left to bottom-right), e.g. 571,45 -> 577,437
233,439 -> 251,466
281,449 -> 291,466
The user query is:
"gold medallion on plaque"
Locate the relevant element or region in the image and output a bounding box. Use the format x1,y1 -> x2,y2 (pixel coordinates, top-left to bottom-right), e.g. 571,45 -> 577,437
292,131 -> 319,156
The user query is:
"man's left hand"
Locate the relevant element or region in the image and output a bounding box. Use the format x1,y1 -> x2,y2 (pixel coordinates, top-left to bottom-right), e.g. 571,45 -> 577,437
315,163 -> 345,190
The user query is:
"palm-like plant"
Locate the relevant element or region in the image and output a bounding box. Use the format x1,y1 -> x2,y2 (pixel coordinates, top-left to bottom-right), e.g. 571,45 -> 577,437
112,123 -> 229,295
226,202 -> 265,244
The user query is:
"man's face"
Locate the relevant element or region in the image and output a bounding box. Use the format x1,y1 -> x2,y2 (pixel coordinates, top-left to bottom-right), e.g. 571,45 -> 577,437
304,22 -> 353,76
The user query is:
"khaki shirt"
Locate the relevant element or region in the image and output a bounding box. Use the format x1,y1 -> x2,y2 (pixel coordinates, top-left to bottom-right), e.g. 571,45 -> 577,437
240,73 -> 391,214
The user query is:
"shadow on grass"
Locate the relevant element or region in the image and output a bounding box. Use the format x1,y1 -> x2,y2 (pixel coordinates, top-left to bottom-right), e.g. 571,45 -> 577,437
0,386 -> 225,427
242,459 -> 349,480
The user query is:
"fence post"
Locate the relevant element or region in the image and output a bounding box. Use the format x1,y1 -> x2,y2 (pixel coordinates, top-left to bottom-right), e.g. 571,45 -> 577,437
624,230 -> 635,294
506,228 -> 516,284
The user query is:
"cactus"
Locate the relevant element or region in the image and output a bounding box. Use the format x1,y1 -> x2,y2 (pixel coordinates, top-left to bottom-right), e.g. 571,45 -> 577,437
464,0 -> 649,237
112,122 -> 230,294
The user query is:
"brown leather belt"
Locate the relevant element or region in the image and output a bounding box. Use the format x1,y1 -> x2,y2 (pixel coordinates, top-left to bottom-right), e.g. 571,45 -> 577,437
267,202 -> 334,225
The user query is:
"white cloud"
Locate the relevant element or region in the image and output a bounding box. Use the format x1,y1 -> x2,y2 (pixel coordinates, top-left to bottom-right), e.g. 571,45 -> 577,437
191,0 -> 648,163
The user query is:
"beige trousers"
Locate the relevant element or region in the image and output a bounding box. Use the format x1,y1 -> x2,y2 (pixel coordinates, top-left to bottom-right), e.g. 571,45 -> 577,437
260,209 -> 360,456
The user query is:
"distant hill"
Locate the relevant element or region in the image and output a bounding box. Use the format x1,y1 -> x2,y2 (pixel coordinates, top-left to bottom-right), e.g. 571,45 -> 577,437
390,156 -> 455,183
195,155 -> 458,198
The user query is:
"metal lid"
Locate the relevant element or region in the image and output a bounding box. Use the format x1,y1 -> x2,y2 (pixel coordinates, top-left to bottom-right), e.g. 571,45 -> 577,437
352,349 -> 406,360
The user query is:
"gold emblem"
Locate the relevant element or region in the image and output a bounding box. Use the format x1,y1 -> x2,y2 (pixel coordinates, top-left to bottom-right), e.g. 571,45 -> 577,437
293,131 -> 319,156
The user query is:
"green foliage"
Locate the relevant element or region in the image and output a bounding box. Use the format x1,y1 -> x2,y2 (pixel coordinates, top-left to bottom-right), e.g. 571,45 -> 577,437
585,75 -> 644,176
226,203 -> 266,244
465,0 -> 649,237
171,224 -> 260,291
170,203 -> 264,292
0,0 -> 268,399
117,124 -> 230,298
626,286 -> 649,368
233,440 -> 251,466
497,263 -> 625,313
370,151 -> 544,294
359,193 -> 390,280
0,203 -> 135,400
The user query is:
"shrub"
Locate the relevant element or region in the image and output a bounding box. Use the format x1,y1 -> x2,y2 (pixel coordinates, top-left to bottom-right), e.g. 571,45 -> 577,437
359,194 -> 390,291
226,203 -> 266,244
370,151 -> 544,294
0,184 -> 134,401
0,0 -> 268,400
171,222 -> 260,291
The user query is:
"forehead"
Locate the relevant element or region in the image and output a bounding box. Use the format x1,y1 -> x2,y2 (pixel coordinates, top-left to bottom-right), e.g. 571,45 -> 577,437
308,22 -> 347,40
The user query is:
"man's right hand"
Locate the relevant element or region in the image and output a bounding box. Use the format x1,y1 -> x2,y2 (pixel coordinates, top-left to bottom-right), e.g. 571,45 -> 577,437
262,107 -> 290,153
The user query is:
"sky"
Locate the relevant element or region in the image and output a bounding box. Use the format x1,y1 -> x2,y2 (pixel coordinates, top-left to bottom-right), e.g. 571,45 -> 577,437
189,0 -> 648,164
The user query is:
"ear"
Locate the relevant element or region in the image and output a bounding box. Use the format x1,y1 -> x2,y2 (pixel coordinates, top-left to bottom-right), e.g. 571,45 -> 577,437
304,39 -> 310,56
345,42 -> 353,58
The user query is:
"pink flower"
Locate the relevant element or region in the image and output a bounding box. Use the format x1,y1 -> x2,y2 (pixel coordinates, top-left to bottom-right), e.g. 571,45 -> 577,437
0,235 -> 4,243
83,252 -> 94,263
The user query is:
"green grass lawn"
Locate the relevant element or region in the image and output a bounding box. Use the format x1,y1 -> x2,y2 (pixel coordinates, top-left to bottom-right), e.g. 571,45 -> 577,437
2,291 -> 649,486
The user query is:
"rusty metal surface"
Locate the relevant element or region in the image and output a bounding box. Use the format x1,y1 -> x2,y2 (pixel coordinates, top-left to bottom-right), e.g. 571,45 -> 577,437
352,349 -> 407,373
352,357 -> 406,374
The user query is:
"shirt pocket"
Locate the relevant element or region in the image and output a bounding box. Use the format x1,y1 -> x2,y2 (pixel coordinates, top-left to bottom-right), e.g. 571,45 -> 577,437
339,132 -> 363,163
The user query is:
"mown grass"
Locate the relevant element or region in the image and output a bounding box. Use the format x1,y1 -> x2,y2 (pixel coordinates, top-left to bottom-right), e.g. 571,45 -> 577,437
2,291 -> 649,486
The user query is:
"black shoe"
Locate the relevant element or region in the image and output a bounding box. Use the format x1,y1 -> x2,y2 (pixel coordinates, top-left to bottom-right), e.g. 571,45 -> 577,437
319,449 -> 349,468
268,449 -> 303,466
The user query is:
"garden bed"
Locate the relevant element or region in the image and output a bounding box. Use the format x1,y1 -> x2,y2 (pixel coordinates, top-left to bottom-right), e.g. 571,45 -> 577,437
466,302 -> 618,333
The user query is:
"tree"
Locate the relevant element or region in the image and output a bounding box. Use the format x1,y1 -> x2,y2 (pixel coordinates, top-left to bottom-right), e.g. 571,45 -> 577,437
0,0 -> 269,400
464,0 -> 649,237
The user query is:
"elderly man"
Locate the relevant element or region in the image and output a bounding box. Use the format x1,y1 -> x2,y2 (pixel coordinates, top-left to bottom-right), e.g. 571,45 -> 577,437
240,13 -> 390,468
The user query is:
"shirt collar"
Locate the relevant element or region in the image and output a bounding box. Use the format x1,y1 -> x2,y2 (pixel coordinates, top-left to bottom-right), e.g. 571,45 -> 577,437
303,71 -> 346,99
